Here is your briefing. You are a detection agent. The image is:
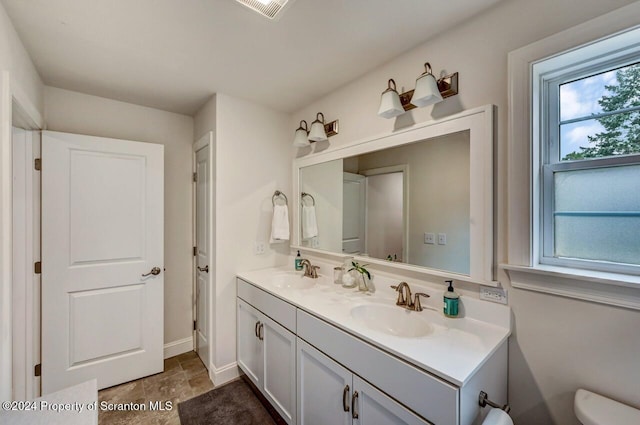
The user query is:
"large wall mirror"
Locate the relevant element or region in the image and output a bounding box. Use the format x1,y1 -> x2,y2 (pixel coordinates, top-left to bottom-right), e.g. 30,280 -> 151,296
293,105 -> 495,284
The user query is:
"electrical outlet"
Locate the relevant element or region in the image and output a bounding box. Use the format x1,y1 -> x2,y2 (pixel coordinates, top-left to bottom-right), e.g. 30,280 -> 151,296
480,286 -> 508,304
424,233 -> 435,244
254,241 -> 265,255
438,233 -> 447,245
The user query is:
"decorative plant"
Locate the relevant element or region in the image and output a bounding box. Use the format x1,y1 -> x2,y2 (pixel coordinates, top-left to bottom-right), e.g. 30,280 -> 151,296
349,261 -> 371,280
349,261 -> 372,292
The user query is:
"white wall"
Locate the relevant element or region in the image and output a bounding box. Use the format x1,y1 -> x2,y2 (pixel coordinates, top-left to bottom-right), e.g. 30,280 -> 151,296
0,1 -> 44,401
357,132 -> 470,274
291,0 -> 640,423
43,87 -> 194,348
194,93 -> 292,381
300,159 -> 343,252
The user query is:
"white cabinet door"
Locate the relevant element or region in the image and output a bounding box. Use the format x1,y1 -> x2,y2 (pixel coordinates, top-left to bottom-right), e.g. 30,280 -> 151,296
262,315 -> 296,425
353,376 -> 430,425
236,299 -> 263,388
297,338 -> 352,425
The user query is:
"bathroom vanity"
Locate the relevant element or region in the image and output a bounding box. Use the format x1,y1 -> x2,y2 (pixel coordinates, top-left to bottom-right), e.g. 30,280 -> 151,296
236,267 -> 510,425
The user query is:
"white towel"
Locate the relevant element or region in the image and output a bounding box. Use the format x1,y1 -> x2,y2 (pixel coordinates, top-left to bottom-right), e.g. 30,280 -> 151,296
270,204 -> 290,242
302,205 -> 319,240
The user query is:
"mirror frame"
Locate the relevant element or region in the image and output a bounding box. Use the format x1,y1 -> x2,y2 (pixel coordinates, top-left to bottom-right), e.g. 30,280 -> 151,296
292,105 -> 496,285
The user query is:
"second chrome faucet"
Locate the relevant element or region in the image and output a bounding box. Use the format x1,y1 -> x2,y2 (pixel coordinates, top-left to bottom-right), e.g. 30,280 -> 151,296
391,282 -> 430,312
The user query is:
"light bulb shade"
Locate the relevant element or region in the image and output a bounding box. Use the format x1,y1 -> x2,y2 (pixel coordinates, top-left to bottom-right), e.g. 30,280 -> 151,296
308,112 -> 328,142
378,79 -> 405,119
293,120 -> 310,147
410,63 -> 443,107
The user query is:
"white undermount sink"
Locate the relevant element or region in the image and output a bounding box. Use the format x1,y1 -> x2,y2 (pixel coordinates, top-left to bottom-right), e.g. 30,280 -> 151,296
350,304 -> 434,338
270,271 -> 324,289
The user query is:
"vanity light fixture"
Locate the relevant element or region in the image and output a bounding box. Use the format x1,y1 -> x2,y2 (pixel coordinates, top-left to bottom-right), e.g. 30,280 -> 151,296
378,79 -> 405,119
293,112 -> 339,147
293,120 -> 310,147
411,63 -> 443,107
378,62 -> 459,118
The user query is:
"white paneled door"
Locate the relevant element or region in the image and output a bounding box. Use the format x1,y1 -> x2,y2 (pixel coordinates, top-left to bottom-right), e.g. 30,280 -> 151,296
194,139 -> 211,368
342,172 -> 366,255
41,131 -> 164,394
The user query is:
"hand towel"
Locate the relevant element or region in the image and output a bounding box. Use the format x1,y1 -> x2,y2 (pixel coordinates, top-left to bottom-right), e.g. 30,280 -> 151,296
302,205 -> 319,240
270,204 -> 290,242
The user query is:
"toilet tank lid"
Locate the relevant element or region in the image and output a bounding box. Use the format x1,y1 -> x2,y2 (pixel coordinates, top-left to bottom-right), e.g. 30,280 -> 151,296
575,389 -> 640,425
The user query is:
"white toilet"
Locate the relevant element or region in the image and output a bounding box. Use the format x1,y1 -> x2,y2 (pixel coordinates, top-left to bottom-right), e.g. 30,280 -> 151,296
575,389 -> 640,425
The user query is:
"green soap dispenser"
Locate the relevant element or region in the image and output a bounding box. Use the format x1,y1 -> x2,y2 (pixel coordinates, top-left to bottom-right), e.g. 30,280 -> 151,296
295,250 -> 303,271
443,280 -> 459,317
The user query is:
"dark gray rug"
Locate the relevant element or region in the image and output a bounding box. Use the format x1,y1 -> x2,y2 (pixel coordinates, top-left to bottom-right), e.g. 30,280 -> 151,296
178,378 -> 277,425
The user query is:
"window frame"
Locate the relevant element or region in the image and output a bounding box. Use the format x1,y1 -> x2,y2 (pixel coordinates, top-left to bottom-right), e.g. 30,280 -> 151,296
505,3 -> 640,310
533,31 -> 640,276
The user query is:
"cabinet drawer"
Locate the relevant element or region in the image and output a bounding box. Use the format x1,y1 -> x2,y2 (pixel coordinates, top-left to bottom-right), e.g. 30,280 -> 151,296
297,310 -> 458,425
237,278 -> 296,333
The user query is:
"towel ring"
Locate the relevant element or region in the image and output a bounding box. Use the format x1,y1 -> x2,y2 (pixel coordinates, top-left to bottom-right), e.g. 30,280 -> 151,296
301,192 -> 316,206
272,190 -> 288,206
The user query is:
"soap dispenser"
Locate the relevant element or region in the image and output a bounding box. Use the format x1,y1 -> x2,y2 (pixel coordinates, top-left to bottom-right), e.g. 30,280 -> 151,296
295,250 -> 303,271
443,280 -> 459,317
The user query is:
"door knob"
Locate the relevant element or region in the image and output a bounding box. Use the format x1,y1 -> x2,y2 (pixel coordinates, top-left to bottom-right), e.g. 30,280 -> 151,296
197,265 -> 209,273
142,267 -> 161,277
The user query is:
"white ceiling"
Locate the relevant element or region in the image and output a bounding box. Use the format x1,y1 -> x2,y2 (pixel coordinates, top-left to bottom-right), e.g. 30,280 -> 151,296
2,0 -> 502,115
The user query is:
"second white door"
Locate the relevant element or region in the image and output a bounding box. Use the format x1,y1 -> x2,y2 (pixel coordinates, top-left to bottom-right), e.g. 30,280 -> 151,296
194,133 -> 213,368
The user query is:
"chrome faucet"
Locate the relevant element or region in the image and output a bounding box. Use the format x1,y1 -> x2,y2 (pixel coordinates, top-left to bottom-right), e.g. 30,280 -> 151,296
300,259 -> 320,279
391,282 -> 430,311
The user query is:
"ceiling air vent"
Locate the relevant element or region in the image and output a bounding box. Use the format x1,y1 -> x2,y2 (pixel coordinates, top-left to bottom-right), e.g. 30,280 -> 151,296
234,0 -> 295,20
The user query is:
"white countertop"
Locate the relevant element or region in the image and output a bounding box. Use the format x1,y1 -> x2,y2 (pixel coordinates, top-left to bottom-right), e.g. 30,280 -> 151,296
237,265 -> 511,387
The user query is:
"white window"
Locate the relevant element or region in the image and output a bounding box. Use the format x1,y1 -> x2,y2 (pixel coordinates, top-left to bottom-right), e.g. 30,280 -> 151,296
506,4 -> 640,309
534,48 -> 640,275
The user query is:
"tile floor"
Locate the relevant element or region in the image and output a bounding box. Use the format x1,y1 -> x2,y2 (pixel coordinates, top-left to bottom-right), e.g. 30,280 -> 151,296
98,351 -> 213,425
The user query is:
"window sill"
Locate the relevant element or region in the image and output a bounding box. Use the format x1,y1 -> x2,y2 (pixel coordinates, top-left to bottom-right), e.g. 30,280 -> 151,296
500,264 -> 640,311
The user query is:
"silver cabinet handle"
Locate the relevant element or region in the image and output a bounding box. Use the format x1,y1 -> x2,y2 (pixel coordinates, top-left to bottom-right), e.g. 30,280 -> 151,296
197,265 -> 209,273
343,385 -> 350,412
142,267 -> 161,277
352,391 -> 359,419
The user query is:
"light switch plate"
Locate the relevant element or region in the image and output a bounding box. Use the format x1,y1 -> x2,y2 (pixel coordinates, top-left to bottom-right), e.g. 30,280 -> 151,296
424,233 -> 435,244
254,241 -> 266,255
438,233 -> 447,245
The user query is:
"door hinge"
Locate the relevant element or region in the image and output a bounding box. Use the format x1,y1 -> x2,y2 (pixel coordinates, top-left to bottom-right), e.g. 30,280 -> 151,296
193,172 -> 197,183
34,158 -> 41,171
193,320 -> 197,331
34,261 -> 42,274
193,246 -> 197,257
34,364 -> 41,377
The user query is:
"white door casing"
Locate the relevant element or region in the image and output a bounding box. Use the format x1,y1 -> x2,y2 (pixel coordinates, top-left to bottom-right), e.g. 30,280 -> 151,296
41,131 -> 164,393
194,140 -> 211,368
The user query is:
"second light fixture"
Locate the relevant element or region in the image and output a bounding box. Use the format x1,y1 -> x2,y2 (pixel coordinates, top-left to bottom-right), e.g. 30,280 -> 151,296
378,62 -> 459,119
292,112 -> 339,147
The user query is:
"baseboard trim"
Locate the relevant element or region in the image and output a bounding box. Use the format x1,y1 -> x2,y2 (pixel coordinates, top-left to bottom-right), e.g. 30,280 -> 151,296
209,361 -> 239,386
163,337 -> 194,359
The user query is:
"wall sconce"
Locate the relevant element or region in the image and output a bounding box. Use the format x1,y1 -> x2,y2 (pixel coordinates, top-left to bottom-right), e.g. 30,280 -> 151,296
293,120 -> 310,147
293,112 -> 339,147
378,62 -> 459,118
378,79 -> 405,119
